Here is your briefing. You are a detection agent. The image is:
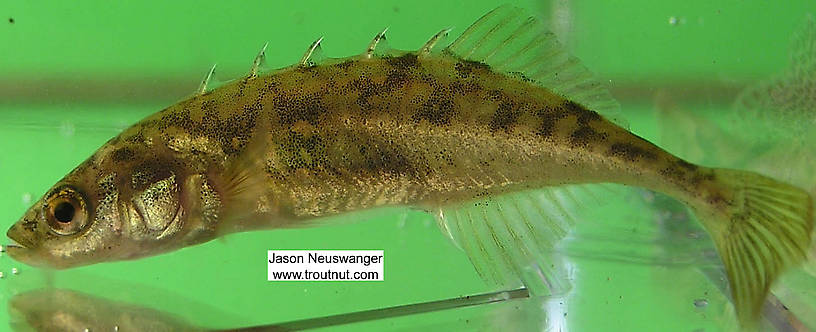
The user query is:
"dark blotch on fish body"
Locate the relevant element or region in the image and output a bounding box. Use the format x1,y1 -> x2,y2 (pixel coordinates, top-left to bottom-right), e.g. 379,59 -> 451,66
386,53 -> 420,70
111,148 -> 136,163
413,95 -> 457,125
454,60 -> 490,78
279,131 -> 330,171
351,137 -> 415,176
565,101 -> 601,125
535,105 -> 567,138
489,101 -> 521,133
158,99 -> 260,156
535,101 -> 602,140
274,93 -> 325,126
569,126 -> 607,147
608,143 -> 657,161
132,160 -> 175,191
676,159 -> 698,171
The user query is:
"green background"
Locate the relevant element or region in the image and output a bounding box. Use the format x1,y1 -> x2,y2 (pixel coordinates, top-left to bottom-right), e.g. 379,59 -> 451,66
1,0 -> 814,331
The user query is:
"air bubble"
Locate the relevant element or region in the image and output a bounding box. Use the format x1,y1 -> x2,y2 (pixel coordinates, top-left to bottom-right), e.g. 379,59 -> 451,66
640,190 -> 655,203
495,291 -> 511,301
396,213 -> 407,229
694,298 -> 708,308
59,121 -> 76,138
21,192 -> 32,205
668,16 -> 686,26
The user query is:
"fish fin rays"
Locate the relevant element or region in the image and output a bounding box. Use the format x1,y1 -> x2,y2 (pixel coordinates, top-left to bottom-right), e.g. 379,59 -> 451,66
208,117 -> 279,232
432,184 -> 613,296
299,37 -> 326,67
196,64 -> 219,96
444,5 -> 627,128
692,169 -> 813,326
249,42 -> 270,78
365,28 -> 392,58
419,28 -> 453,56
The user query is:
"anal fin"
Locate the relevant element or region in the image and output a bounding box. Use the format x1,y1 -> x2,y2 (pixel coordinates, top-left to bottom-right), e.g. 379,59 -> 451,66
434,185 -> 603,296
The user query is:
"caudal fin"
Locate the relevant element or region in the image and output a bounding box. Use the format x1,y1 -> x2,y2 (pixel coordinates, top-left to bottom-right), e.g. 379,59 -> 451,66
692,169 -> 813,325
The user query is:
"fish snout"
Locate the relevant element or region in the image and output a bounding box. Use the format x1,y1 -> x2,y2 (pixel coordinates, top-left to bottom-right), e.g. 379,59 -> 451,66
7,212 -> 39,247
6,207 -> 44,264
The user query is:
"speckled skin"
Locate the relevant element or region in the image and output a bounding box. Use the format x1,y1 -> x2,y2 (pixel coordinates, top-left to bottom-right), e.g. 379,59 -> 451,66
7,52 -> 719,268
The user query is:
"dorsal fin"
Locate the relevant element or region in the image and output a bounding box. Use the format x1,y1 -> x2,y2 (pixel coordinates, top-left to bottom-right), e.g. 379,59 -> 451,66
249,42 -> 269,78
364,28 -> 391,58
445,5 -> 626,127
419,28 -> 453,56
196,64 -> 218,96
299,37 -> 325,67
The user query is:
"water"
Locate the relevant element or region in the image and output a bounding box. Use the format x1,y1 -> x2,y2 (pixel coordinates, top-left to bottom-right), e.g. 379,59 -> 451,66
1,1 -> 815,331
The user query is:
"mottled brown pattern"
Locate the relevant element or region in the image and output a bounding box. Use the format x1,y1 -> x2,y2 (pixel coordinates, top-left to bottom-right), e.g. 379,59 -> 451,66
412,94 -> 457,125
5,50 -> 718,268
110,147 -> 135,162
607,143 -> 658,162
5,12 -> 811,328
103,51 -> 710,217
535,105 -> 567,138
488,101 -> 520,133
569,126 -> 608,148
453,59 -> 490,78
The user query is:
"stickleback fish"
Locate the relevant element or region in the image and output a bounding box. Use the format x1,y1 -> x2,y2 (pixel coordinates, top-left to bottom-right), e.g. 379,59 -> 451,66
9,289 -> 206,332
6,6 -> 813,325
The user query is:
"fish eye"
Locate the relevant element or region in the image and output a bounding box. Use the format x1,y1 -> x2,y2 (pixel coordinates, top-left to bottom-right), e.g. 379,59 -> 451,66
53,201 -> 75,223
44,186 -> 89,235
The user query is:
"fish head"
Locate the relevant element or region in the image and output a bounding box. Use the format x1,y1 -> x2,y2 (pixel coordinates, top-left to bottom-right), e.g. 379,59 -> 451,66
6,159 -> 127,268
6,139 -> 188,269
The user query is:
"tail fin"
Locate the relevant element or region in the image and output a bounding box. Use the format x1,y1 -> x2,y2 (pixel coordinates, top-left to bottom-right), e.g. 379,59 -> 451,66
691,169 -> 813,325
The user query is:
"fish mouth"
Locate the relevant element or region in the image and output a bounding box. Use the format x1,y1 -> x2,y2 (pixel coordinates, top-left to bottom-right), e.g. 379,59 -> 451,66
5,240 -> 27,250
4,240 -> 29,261
6,221 -> 35,248
5,227 -> 33,261
3,239 -> 48,268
